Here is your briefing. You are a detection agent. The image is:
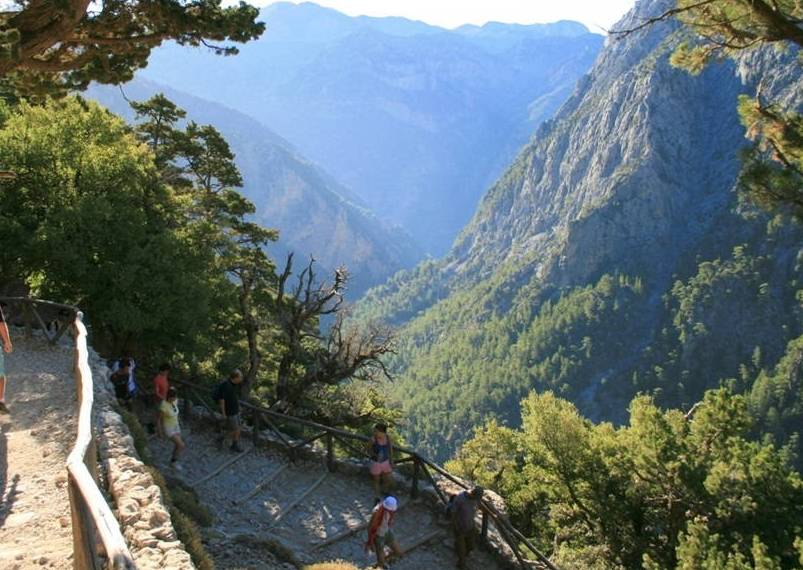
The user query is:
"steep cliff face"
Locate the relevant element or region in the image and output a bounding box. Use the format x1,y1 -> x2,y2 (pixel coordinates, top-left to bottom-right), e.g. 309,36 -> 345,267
357,0 -> 803,459
88,81 -> 421,297
139,2 -> 603,255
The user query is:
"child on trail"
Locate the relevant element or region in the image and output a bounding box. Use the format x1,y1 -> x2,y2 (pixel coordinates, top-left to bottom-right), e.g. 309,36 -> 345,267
160,387 -> 185,470
0,303 -> 12,414
367,423 -> 394,502
152,363 -> 171,437
365,495 -> 402,568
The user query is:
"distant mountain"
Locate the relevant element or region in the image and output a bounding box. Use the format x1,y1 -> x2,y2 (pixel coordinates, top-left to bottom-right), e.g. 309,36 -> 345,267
355,0 -> 803,459
87,80 -> 422,297
138,2 -> 603,255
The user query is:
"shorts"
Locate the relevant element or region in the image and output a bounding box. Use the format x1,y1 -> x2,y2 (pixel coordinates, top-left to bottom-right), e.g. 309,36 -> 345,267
370,460 -> 392,476
165,425 -> 181,439
225,414 -> 240,431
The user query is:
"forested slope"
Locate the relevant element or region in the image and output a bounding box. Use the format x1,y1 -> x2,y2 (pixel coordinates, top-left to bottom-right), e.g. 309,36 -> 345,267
356,0 -> 803,461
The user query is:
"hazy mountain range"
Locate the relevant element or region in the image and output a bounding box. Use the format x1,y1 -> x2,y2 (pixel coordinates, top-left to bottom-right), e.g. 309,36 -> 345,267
138,1 -> 604,254
88,80 -> 422,298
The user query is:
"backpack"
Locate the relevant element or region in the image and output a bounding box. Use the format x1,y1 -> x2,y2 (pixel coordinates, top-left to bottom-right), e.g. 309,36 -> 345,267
212,381 -> 224,402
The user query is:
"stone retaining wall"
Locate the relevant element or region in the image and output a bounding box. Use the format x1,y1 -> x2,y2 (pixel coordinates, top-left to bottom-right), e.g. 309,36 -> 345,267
89,350 -> 195,570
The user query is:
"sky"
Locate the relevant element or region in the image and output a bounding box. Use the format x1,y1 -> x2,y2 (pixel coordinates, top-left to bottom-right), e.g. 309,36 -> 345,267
249,0 -> 638,34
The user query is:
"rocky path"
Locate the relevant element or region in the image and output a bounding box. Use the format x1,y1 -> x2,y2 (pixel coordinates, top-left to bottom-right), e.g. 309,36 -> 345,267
148,419 -> 503,570
0,334 -> 77,569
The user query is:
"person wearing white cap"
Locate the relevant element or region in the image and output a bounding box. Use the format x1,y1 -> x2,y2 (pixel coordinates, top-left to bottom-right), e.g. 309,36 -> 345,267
365,495 -> 403,568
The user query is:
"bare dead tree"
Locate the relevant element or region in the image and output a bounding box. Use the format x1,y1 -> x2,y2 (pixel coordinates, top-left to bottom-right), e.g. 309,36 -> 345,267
272,253 -> 396,417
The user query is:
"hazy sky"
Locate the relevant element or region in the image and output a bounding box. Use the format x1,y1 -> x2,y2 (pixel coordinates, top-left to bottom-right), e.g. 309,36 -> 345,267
252,0 -> 638,33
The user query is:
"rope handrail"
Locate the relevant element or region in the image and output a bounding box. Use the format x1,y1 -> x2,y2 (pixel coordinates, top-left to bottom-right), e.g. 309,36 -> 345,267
0,297 -> 136,569
171,377 -> 559,570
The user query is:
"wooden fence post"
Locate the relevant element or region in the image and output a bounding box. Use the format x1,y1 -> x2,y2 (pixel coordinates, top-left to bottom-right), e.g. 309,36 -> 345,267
411,457 -> 420,499
253,412 -> 262,448
22,302 -> 32,339
326,432 -> 335,472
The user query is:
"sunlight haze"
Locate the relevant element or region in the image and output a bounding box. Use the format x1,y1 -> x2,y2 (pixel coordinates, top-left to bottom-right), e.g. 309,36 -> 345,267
245,0 -> 637,33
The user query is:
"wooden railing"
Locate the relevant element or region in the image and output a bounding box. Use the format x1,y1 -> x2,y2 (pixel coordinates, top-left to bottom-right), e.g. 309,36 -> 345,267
173,377 -> 560,570
0,298 -> 136,569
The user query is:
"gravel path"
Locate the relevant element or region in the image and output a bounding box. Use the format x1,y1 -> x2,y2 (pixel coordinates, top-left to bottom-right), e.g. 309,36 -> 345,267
147,418 -> 503,570
0,334 -> 77,569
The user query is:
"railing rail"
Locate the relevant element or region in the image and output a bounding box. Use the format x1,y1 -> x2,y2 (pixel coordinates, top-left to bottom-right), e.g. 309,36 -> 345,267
0,297 -> 136,569
172,377 -> 560,570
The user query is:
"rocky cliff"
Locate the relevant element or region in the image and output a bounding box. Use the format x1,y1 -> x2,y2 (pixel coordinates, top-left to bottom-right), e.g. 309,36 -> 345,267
357,0 -> 803,459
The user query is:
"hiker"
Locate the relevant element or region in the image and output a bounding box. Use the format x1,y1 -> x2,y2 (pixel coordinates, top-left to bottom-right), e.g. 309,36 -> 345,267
214,369 -> 243,452
365,495 -> 402,568
160,387 -> 185,470
152,363 -> 171,437
448,486 -> 484,570
110,358 -> 133,408
111,356 -> 138,401
367,423 -> 394,501
0,303 -> 12,414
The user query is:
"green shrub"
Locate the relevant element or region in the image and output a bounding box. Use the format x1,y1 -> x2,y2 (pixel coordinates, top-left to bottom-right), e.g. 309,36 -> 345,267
119,408 -> 152,464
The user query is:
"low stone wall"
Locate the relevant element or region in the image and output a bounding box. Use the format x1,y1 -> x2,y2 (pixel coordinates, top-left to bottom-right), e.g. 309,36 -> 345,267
89,351 -> 195,569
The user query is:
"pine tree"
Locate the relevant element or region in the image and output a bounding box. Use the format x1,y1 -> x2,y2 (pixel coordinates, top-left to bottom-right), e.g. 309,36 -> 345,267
0,0 -> 263,97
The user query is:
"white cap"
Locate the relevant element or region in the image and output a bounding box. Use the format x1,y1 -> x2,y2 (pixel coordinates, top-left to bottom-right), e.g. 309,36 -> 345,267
383,496 -> 398,511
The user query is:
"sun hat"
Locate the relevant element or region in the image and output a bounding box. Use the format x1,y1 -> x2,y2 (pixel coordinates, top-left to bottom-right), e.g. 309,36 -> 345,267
383,496 -> 398,511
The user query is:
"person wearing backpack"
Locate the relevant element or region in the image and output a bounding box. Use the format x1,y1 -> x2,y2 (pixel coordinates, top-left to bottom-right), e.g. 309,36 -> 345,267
448,486 -> 484,570
365,495 -> 402,568
110,358 -> 133,408
214,369 -> 243,452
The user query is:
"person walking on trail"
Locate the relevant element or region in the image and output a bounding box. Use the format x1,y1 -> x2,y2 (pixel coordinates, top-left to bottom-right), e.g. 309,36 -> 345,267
214,369 -> 243,453
152,363 -> 171,437
365,495 -> 402,568
160,387 -> 185,471
0,303 -> 13,414
111,356 -> 138,403
110,358 -> 133,408
367,423 -> 394,502
448,486 -> 484,570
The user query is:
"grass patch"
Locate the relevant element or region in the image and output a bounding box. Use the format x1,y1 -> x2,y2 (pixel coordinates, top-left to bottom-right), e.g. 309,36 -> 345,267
232,534 -> 301,567
164,475 -> 215,527
146,466 -> 215,570
119,408 -> 152,464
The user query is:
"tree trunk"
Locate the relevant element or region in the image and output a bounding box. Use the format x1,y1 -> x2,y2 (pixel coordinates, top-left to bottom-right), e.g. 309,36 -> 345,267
238,276 -> 260,399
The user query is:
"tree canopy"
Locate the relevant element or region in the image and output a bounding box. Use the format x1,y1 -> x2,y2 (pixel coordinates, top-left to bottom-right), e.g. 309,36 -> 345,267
0,0 -> 264,97
447,388 -> 803,569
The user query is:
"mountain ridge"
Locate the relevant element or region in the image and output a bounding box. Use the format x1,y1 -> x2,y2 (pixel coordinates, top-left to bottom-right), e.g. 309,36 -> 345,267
138,2 -> 604,254
88,79 -> 423,297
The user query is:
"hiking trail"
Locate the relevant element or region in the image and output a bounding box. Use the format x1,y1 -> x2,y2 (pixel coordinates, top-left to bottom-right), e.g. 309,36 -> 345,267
0,334 -> 77,569
147,417 -> 504,570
